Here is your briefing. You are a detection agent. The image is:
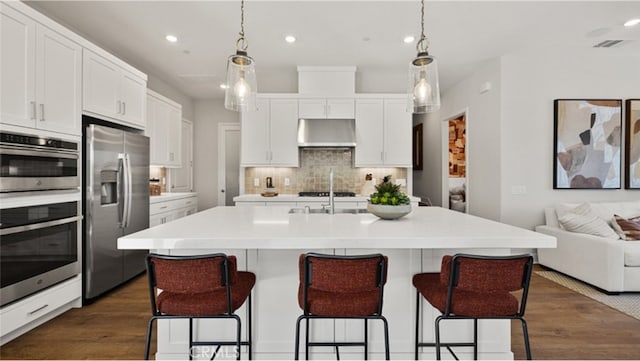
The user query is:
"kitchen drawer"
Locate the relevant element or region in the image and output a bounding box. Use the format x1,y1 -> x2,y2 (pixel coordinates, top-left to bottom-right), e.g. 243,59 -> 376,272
296,201 -> 359,209
150,196 -> 197,215
235,201 -> 266,206
1,275 -> 81,338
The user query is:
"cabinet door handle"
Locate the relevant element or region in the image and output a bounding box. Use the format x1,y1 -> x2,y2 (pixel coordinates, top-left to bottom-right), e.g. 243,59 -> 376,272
28,304 -> 49,315
117,100 -> 122,114
30,101 -> 36,120
39,104 -> 45,121
122,102 -> 126,115
327,104 -> 331,117
381,151 -> 384,161
159,206 -> 168,209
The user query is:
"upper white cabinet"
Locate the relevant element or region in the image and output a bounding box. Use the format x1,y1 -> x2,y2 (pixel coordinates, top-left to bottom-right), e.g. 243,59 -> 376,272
1,4 -> 81,135
299,98 -> 354,119
241,97 -> 299,167
83,49 -> 146,129
146,90 -> 182,167
355,98 -> 411,167
170,119 -> 194,192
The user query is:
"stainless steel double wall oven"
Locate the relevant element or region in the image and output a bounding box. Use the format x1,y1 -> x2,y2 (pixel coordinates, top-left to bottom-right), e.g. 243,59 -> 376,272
0,131 -> 82,306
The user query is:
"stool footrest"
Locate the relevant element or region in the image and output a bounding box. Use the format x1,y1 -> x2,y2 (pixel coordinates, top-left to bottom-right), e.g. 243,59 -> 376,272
417,342 -> 475,347
308,342 -> 366,347
191,341 -> 251,346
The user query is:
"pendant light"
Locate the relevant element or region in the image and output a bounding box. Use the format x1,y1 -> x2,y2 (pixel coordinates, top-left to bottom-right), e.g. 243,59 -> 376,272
408,0 -> 440,113
224,0 -> 257,112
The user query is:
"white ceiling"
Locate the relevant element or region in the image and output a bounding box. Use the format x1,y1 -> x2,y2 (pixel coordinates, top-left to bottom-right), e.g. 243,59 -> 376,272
26,1 -> 640,100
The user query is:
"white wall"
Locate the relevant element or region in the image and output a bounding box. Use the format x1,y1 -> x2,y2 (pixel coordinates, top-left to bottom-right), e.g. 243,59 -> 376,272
413,112 -> 442,206
500,48 -> 640,230
438,59 -> 503,221
193,99 -> 239,210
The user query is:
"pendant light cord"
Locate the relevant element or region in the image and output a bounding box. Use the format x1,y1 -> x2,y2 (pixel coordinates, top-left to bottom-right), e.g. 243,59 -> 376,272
417,0 -> 429,53
236,0 -> 248,51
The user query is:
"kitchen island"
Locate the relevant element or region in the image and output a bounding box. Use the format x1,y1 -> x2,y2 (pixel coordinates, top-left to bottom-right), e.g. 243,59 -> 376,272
119,206 -> 555,360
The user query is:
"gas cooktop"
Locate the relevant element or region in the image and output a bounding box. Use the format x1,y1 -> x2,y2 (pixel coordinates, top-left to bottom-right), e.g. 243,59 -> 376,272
298,191 -> 356,197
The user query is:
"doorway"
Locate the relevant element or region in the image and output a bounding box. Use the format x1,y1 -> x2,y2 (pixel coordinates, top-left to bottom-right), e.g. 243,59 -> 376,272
217,123 -> 241,206
444,111 -> 468,213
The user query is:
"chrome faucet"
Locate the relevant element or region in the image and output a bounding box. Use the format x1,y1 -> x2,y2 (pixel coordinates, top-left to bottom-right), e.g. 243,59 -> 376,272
329,168 -> 335,214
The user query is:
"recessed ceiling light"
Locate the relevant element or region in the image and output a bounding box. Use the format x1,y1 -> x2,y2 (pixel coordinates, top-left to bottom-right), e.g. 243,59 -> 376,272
219,83 -> 228,89
165,35 -> 178,43
624,18 -> 640,27
285,35 -> 296,43
404,36 -> 415,44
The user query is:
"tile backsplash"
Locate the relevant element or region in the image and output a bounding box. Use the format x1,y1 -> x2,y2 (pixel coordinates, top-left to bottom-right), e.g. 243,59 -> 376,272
244,149 -> 407,195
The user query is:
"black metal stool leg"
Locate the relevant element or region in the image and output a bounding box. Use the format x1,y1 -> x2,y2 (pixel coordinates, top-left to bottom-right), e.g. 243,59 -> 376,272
294,315 -> 304,360
521,318 -> 532,360
381,316 -> 390,360
435,316 -> 442,360
305,317 -> 310,360
248,293 -> 253,360
145,317 -> 156,360
189,318 -> 193,361
473,318 -> 478,360
415,290 -> 420,360
364,319 -> 368,360
235,315 -> 242,360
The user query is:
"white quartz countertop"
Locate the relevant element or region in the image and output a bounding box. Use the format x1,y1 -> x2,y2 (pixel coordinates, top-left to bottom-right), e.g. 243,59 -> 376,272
150,192 -> 197,204
233,194 -> 420,202
118,206 -> 556,250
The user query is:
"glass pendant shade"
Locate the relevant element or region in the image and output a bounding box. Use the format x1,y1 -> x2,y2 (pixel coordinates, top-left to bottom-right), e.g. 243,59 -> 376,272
408,52 -> 440,113
224,51 -> 257,112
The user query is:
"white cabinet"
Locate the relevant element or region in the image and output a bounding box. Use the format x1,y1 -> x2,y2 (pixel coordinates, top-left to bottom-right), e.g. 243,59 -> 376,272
170,119 -> 194,192
299,98 -> 354,118
1,4 -> 81,135
355,98 -> 411,167
240,97 -> 298,167
83,48 -> 146,129
149,194 -> 197,227
146,90 -> 182,167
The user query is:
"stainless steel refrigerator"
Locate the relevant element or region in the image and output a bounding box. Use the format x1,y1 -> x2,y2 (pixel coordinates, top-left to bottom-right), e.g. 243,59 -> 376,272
83,120 -> 149,301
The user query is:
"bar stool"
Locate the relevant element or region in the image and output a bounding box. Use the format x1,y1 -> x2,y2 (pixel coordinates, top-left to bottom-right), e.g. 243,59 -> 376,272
144,253 -> 255,360
413,253 -> 534,360
294,252 -> 390,360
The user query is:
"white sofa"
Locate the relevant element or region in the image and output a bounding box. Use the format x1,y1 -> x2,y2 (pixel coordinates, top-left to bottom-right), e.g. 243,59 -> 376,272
536,201 -> 640,294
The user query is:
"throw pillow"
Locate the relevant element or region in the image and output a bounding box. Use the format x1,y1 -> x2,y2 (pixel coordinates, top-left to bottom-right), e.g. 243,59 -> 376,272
611,214 -> 640,241
557,203 -> 620,239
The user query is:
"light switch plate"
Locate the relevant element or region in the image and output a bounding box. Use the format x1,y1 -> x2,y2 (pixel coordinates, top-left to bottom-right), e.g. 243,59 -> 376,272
254,178 -> 260,187
511,185 -> 527,195
284,178 -> 291,186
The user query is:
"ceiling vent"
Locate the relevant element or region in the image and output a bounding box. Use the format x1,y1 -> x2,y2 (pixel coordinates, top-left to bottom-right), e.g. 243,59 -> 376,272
593,40 -> 626,48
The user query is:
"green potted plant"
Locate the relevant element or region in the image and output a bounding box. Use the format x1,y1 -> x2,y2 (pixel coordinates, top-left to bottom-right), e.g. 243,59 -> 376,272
368,175 -> 412,219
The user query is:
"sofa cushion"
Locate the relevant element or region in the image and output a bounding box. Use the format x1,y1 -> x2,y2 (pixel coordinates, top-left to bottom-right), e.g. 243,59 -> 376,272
557,203 -> 619,239
624,243 -> 640,267
589,201 -> 640,224
612,214 -> 640,241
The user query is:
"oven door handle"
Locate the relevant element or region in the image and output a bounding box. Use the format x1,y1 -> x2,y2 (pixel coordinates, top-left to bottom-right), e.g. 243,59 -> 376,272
0,216 -> 82,236
0,145 -> 79,159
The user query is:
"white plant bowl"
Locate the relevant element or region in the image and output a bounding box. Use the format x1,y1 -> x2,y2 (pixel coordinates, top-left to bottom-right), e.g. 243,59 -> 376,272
367,203 -> 412,220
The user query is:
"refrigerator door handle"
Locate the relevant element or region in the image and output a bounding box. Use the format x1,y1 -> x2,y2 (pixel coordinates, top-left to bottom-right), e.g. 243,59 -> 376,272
124,153 -> 133,228
117,154 -> 127,228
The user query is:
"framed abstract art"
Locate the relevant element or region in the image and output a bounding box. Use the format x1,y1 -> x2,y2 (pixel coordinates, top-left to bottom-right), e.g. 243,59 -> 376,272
553,99 -> 622,189
626,99 -> 640,189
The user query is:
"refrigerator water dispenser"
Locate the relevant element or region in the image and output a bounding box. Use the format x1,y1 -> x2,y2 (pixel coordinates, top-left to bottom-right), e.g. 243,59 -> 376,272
100,170 -> 118,205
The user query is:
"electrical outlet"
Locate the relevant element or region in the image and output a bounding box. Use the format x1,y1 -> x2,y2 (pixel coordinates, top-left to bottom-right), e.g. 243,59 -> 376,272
395,178 -> 407,186
254,178 -> 260,187
284,178 -> 290,186
511,185 -> 527,195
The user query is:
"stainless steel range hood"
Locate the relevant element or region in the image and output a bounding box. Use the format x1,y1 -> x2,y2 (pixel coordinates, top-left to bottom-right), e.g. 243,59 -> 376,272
297,118 -> 356,147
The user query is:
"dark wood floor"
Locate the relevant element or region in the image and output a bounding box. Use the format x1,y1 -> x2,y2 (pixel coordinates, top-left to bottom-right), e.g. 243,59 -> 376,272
2,268 -> 640,360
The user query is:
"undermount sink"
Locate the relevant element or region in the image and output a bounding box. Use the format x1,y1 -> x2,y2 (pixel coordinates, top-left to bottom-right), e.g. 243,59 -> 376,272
288,208 -> 368,215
